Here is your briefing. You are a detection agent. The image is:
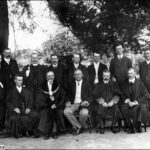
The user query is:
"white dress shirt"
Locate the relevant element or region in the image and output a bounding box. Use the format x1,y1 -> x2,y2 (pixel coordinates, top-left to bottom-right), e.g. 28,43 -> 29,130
4,58 -> 10,65
146,60 -> 150,65
16,86 -> 22,93
94,62 -> 100,84
47,81 -> 53,95
52,64 -> 58,68
74,80 -> 83,104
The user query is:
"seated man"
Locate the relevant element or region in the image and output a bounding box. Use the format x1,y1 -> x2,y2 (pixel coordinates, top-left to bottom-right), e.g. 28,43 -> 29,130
121,68 -> 150,133
37,71 -> 66,140
91,69 -> 122,134
6,74 -> 39,139
64,69 -> 92,135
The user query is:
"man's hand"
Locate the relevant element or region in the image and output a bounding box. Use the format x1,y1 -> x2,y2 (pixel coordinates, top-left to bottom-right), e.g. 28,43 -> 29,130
0,82 -> 3,88
14,108 -> 20,114
65,101 -> 71,107
111,77 -> 116,82
108,100 -> 114,107
125,98 -> 130,104
25,108 -> 31,115
103,102 -> 108,108
81,101 -> 89,107
97,98 -> 105,104
51,104 -> 56,109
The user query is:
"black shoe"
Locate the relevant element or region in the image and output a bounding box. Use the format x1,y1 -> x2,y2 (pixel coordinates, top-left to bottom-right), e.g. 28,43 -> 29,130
52,132 -> 58,139
33,130 -> 41,138
74,128 -> 82,135
43,135 -> 50,140
111,127 -> 118,134
14,133 -> 23,139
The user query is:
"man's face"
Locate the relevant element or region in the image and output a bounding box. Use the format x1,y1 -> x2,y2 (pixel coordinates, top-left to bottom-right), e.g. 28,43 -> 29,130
51,55 -> 59,65
31,54 -> 39,65
103,72 -> 111,82
144,50 -> 150,61
128,69 -> 135,80
116,45 -> 124,55
47,72 -> 55,83
93,53 -> 100,63
73,54 -> 80,64
74,70 -> 83,81
3,49 -> 11,59
15,76 -> 23,87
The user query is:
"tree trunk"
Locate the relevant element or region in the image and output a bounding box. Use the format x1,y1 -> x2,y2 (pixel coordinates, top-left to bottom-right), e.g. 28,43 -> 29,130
0,0 -> 9,53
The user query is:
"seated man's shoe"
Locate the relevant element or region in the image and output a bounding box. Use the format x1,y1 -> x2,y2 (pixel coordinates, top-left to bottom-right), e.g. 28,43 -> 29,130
14,133 -> 23,139
111,127 -> 118,134
32,129 -> 41,138
43,134 -> 50,140
52,132 -> 58,139
74,128 -> 82,135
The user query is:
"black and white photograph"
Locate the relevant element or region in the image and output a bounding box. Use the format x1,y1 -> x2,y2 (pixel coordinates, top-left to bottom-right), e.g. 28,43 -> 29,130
0,0 -> 150,149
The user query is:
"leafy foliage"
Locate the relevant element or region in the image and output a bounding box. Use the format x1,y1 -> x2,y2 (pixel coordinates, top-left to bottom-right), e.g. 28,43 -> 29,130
47,0 -> 150,53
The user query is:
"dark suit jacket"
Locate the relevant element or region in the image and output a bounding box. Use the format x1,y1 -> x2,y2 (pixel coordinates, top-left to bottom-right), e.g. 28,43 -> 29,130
139,61 -> 150,93
22,64 -> 47,92
6,87 -> 33,117
37,80 -> 66,111
66,79 -> 92,104
93,80 -> 122,103
0,86 -> 4,104
88,63 -> 107,89
121,79 -> 150,105
1,58 -> 19,90
110,56 -> 132,83
67,63 -> 89,85
47,63 -> 67,90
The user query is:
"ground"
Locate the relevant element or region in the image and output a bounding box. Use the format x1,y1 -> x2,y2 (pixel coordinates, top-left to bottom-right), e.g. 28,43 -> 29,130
0,127 -> 150,149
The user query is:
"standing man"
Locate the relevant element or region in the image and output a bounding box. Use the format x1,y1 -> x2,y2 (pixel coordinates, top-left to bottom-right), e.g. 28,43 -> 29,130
48,54 -> 67,90
6,74 -> 39,139
1,48 -> 19,131
110,44 -> 132,88
0,53 -> 4,131
64,69 -> 92,135
91,69 -> 122,134
22,52 -> 47,110
88,52 -> 107,90
67,53 -> 89,85
1,48 -> 19,91
121,68 -> 150,133
139,47 -> 150,94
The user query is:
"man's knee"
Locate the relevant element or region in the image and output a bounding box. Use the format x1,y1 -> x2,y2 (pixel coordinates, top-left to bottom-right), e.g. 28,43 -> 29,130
64,107 -> 73,116
10,116 -> 19,122
79,109 -> 89,117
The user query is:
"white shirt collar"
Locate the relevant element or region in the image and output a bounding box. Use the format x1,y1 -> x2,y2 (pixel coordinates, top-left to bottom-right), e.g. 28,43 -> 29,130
94,61 -> 100,66
129,78 -> 135,83
146,60 -> 150,65
52,64 -> 58,68
16,86 -> 22,93
32,63 -> 38,66
4,58 -> 10,64
103,80 -> 110,84
74,63 -> 79,69
117,54 -> 123,59
76,80 -> 83,86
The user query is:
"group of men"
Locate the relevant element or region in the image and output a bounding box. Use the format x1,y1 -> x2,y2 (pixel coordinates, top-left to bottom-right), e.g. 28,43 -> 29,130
0,44 -> 150,140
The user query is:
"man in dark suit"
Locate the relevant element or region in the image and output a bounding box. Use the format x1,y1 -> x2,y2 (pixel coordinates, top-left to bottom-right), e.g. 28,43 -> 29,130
48,54 -> 67,90
37,71 -> 66,139
1,48 -> 19,131
121,68 -> 150,133
110,44 -> 132,88
6,74 -> 39,139
88,52 -> 107,90
1,48 -> 19,91
67,53 -> 89,85
64,69 -> 92,135
22,52 -> 47,109
139,47 -> 150,94
91,69 -> 122,134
